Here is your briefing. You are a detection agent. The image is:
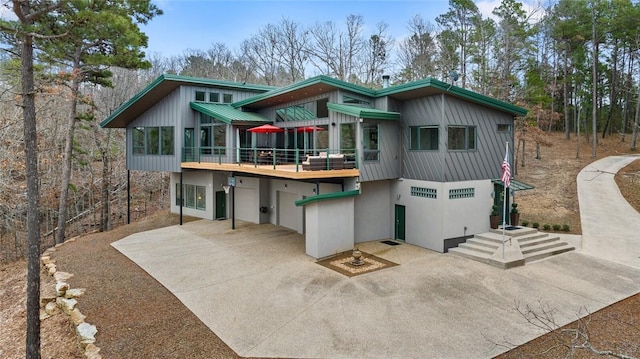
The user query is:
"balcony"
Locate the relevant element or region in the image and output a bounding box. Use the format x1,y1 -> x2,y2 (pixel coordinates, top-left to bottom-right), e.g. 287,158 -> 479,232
181,147 -> 360,180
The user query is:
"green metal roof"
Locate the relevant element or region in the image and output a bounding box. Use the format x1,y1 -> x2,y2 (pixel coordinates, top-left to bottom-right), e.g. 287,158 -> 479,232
100,74 -> 275,128
295,190 -> 360,207
377,78 -> 528,117
233,75 -> 376,108
190,102 -> 270,124
327,102 -> 400,120
492,179 -> 535,191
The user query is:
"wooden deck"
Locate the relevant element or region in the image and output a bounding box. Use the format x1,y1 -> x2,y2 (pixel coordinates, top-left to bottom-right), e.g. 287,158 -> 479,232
181,162 -> 360,179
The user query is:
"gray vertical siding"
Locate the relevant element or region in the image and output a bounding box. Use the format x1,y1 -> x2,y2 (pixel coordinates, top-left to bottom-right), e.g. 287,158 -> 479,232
443,97 -> 513,182
400,95 -> 514,182
358,120 -> 401,182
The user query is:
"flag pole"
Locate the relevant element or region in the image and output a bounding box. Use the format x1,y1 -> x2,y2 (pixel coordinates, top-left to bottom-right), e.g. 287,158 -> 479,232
501,142 -> 510,259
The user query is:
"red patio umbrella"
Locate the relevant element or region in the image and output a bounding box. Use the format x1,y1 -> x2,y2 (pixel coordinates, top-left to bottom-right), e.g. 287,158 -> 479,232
295,126 -> 324,133
247,124 -> 285,133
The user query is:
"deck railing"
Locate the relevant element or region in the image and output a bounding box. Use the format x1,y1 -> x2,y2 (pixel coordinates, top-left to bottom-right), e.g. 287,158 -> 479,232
182,147 -> 358,172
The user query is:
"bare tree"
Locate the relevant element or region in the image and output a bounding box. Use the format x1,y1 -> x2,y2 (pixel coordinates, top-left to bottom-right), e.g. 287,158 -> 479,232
397,15 -> 438,82
273,18 -> 308,83
360,21 -> 393,86
240,24 -> 282,85
307,14 -> 365,81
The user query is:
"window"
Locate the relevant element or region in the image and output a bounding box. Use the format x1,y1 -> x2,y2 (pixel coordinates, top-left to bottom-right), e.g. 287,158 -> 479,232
223,94 -> 233,103
449,188 -> 475,199
132,126 -> 175,155
161,127 -> 174,155
411,186 -> 437,199
133,127 -> 145,155
363,123 -> 379,161
195,91 -> 206,101
497,124 -> 511,132
176,184 -> 206,210
276,98 -> 328,121
448,126 -> 476,151
200,114 -> 226,155
343,95 -> 370,107
410,126 -> 439,150
209,92 -> 220,103
340,123 -> 356,156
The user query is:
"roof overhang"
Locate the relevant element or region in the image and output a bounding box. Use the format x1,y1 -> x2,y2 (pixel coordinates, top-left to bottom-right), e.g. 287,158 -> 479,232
492,179 -> 535,191
327,102 -> 400,121
190,102 -> 270,124
234,75 -> 376,110
100,74 -> 275,128
295,190 -> 360,206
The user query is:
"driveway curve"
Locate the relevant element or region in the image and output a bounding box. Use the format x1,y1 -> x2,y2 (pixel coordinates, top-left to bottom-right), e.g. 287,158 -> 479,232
577,155 -> 640,269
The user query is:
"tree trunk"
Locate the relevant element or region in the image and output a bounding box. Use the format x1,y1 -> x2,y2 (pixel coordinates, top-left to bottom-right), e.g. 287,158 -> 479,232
591,3 -> 598,158
56,56 -> 82,244
632,75 -> 640,151
16,1 -> 42,356
564,48 -> 570,140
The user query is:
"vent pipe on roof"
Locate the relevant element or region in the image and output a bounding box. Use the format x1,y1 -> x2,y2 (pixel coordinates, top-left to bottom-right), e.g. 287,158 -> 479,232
382,75 -> 390,88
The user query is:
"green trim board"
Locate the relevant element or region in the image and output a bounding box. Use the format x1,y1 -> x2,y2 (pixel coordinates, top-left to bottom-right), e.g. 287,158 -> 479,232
327,102 -> 400,120
491,179 -> 535,191
190,102 -> 270,124
376,78 -> 527,117
295,190 -> 360,207
100,74 -> 275,128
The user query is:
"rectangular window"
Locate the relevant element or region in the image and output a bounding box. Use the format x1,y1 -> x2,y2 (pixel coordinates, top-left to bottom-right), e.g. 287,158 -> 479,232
363,123 -> 379,161
213,124 -> 226,155
133,127 -> 145,155
449,188 -> 475,199
161,127 -> 174,155
196,186 -> 206,210
133,126 -> 174,155
209,92 -> 220,103
195,91 -> 205,101
410,126 -> 439,150
185,184 -> 195,208
146,127 -> 160,155
343,95 -> 371,107
497,124 -> 511,132
448,126 -> 476,151
223,94 -> 233,103
411,186 -> 437,199
340,123 -> 356,156
175,183 -> 182,206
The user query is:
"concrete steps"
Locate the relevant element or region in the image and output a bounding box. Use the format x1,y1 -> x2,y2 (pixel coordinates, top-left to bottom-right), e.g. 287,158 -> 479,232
448,227 -> 575,269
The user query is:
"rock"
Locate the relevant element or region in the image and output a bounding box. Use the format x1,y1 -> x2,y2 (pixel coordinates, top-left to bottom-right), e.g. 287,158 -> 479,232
76,322 -> 97,346
66,237 -> 77,243
65,288 -> 86,299
54,271 -> 73,282
43,247 -> 56,255
48,265 -> 57,275
40,295 -> 57,307
70,308 -> 86,325
54,242 -> 64,248
40,256 -> 51,265
45,301 -> 59,315
84,343 -> 102,359
57,297 -> 77,315
45,262 -> 56,270
55,282 -> 70,296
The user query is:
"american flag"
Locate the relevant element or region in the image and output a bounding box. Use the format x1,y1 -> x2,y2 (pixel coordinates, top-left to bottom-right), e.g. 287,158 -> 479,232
501,144 -> 511,188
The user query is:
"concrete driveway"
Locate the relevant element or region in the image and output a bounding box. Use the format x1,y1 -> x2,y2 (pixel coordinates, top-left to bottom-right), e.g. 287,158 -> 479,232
112,155 -> 640,358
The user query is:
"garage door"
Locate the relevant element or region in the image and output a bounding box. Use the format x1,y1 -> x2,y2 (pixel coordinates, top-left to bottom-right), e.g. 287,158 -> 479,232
235,187 -> 257,222
278,191 -> 299,231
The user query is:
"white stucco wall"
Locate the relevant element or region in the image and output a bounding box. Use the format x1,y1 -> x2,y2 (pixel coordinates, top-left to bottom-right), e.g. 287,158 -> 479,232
170,171 -> 226,220
304,197 -> 355,259
353,180 -> 392,243
391,179 -> 493,252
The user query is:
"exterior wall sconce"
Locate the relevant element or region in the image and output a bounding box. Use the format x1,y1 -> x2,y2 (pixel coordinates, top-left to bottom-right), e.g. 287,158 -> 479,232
331,122 -> 336,127
312,188 -> 317,194
284,183 -> 288,189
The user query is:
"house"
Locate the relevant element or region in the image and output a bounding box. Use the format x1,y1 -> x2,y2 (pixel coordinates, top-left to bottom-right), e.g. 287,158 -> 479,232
101,74 -> 528,259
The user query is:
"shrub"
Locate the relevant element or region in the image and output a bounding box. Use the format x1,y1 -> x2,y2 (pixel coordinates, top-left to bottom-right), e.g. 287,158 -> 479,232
532,222 -> 540,228
543,224 -> 551,230
521,220 -> 529,227
552,224 -> 561,231
562,224 -> 570,232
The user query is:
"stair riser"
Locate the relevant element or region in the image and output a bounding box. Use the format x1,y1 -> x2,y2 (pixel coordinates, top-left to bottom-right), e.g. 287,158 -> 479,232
519,237 -> 561,248
458,244 -> 494,255
524,247 -> 574,263
522,242 -> 567,255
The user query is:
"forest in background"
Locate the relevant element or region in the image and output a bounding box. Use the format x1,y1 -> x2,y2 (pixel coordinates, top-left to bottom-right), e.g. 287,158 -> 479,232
2,0 -> 640,261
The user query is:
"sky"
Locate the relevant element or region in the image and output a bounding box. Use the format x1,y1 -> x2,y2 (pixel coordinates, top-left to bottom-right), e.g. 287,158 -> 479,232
143,0 -> 540,58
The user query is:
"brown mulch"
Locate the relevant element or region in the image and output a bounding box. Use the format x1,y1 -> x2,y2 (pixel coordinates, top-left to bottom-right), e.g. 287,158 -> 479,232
316,250 -> 398,277
3,132 -> 640,358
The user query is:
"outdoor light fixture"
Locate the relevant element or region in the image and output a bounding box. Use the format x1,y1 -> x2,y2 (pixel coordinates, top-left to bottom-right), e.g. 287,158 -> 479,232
312,188 -> 316,194
284,183 -> 288,189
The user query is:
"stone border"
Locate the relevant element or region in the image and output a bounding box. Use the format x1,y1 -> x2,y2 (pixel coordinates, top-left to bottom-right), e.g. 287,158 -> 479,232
40,238 -> 101,359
